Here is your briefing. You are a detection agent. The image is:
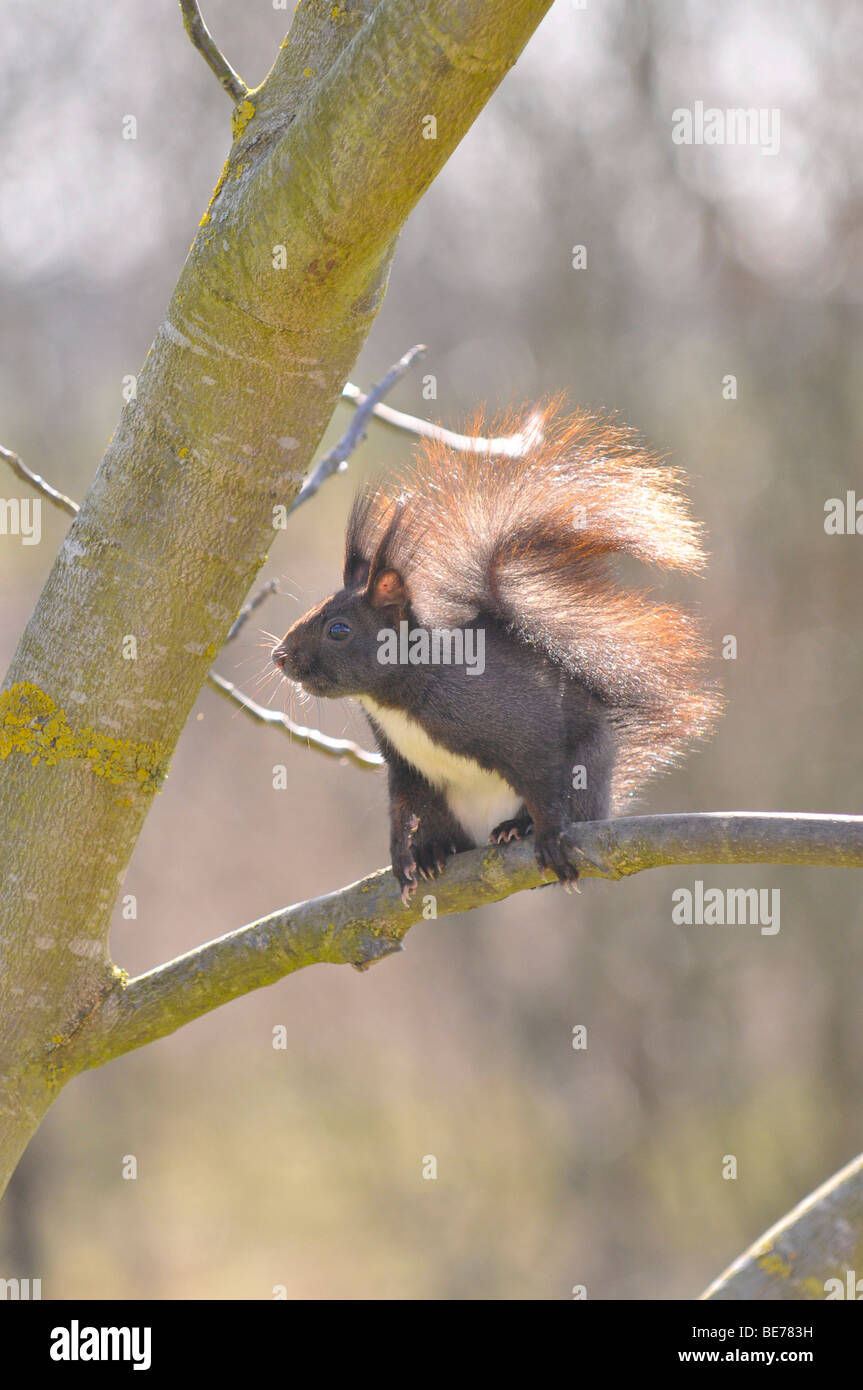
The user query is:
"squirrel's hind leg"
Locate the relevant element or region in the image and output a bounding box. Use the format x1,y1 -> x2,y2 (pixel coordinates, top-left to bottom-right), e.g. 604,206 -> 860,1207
519,719 -> 615,891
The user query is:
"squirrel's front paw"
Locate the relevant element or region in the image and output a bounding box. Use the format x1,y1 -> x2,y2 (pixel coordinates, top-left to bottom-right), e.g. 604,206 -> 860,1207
392,813 -> 459,904
489,813 -> 533,845
392,813 -> 420,904
413,836 -> 457,884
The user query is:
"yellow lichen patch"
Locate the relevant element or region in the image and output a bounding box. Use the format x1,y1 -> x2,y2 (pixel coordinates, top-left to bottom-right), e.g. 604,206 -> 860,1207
0,682 -> 169,792
759,1252 -> 792,1279
200,159 -> 231,230
800,1276 -> 825,1299
178,447 -> 189,459
303,67 -> 316,78
46,1062 -> 69,1091
231,99 -> 256,141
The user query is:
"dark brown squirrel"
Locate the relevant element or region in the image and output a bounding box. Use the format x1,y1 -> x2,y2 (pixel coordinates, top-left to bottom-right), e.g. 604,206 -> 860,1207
273,404 -> 721,902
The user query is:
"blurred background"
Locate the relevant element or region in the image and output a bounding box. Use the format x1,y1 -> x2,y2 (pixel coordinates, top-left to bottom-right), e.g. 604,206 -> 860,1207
1,0 -> 862,1299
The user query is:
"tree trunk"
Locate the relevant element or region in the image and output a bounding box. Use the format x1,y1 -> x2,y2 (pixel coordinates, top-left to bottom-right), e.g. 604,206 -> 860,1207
0,0 -> 553,1197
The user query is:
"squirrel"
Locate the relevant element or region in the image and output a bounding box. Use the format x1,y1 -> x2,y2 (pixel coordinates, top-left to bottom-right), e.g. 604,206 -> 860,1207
273,404 -> 721,902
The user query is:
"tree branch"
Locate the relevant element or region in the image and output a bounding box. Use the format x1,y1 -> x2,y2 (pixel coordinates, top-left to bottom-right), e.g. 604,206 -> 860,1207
206,669 -> 383,768
291,344 -> 426,511
339,383 -> 545,456
702,1150 -> 863,1300
223,577 -> 280,643
0,445 -> 78,517
293,345 -> 546,513
179,0 -> 248,103
215,580 -> 384,764
59,812 -> 863,1073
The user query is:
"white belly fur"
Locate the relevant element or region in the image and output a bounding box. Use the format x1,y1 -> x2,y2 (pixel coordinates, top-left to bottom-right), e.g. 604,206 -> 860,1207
358,697 -> 522,845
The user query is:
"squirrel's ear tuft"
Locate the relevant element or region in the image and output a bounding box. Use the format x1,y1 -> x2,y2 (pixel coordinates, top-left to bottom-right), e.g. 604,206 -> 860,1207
368,568 -> 408,610
344,554 -> 370,589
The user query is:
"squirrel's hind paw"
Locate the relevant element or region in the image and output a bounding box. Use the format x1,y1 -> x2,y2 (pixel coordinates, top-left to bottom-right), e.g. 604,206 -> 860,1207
534,825 -> 583,891
534,824 -> 615,888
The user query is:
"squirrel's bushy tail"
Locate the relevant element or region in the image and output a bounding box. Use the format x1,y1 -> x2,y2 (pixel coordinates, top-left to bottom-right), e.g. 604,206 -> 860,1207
345,404 -> 722,807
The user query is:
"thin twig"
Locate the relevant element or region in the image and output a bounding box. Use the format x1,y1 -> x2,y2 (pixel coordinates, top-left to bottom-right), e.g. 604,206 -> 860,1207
290,345 -> 427,513
340,382 -> 545,457
217,582 -> 381,764
224,578 -> 280,643
180,0 -> 248,103
207,670 -> 383,769
0,445 -> 79,517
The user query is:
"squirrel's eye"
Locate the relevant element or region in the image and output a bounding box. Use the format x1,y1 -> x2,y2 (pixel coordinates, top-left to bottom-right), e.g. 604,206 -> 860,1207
327,620 -> 352,641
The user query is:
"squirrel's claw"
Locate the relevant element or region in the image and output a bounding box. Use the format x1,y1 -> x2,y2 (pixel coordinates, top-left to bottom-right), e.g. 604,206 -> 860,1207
489,815 -> 534,846
393,845 -> 419,904
413,838 -> 456,882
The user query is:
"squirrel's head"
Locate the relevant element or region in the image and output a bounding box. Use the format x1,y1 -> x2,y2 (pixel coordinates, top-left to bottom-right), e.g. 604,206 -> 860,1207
272,564 -> 409,699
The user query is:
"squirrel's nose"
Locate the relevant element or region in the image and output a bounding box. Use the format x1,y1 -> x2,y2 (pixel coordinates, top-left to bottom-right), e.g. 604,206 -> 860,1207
273,639 -> 312,680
